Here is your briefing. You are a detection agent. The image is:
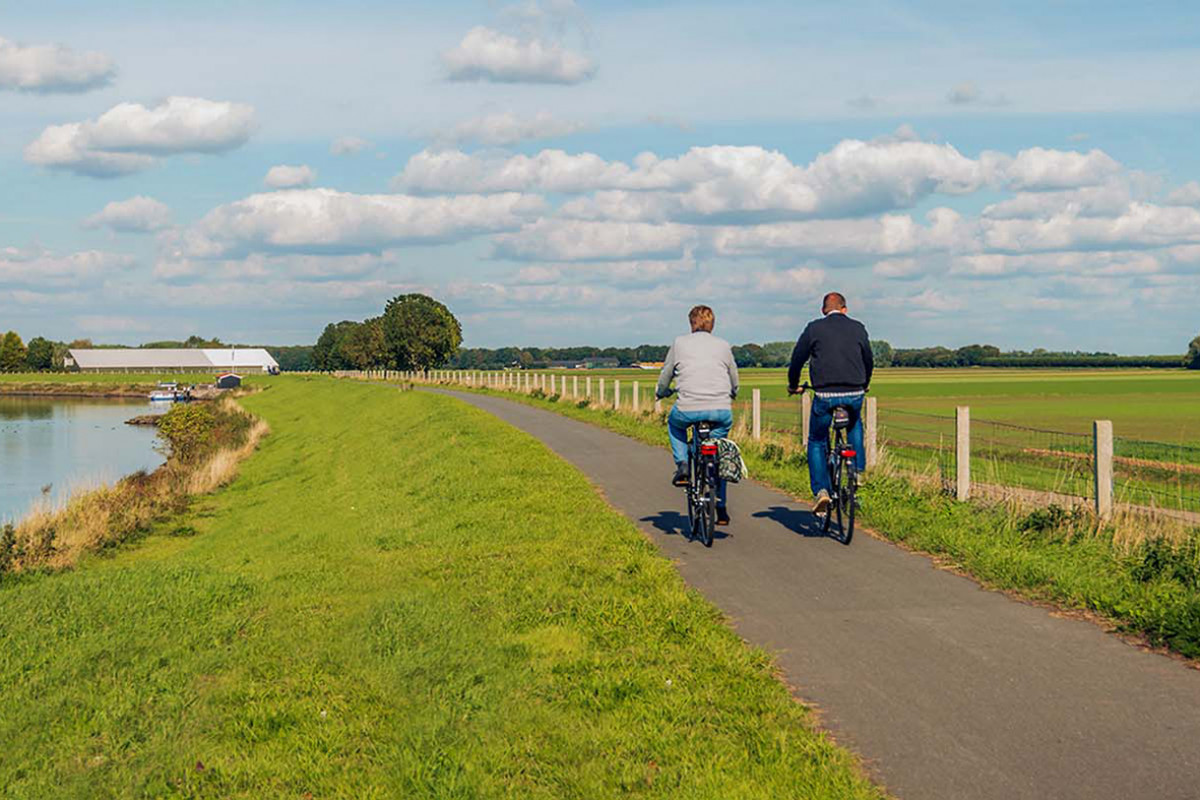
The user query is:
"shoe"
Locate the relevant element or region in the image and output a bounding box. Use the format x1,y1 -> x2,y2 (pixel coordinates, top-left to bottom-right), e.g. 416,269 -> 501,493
813,490 -> 832,514
672,463 -> 690,487
716,506 -> 730,526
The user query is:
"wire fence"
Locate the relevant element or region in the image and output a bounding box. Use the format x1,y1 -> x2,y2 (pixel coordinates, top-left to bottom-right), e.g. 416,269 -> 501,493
1112,437 -> 1200,516
878,409 -> 957,490
970,418 -> 1094,501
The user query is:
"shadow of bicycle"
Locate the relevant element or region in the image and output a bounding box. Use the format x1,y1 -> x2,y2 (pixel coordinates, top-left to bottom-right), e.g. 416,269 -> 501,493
640,510 -> 732,542
751,505 -> 828,538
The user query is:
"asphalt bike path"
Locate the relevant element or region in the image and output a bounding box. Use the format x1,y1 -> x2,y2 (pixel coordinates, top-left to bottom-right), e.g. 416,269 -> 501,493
440,390 -> 1200,800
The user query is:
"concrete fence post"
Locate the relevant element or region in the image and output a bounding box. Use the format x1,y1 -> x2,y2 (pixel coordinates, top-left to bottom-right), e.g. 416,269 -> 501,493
865,396 -> 878,469
801,393 -> 812,445
599,378 -> 606,405
752,389 -> 762,440
654,397 -> 663,414
956,406 -> 971,502
573,375 -> 578,399
633,381 -> 640,413
613,379 -> 621,410
1094,420 -> 1114,520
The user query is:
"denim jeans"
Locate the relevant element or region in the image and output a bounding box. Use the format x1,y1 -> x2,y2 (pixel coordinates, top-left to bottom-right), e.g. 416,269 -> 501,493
669,406 -> 732,508
807,393 -> 865,496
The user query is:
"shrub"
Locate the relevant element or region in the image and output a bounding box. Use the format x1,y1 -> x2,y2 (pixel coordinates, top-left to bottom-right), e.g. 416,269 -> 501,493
157,403 -> 218,462
0,523 -> 15,573
1131,535 -> 1200,589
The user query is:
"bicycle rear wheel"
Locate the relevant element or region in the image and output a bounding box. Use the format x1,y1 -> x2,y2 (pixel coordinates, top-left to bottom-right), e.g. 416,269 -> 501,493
834,459 -> 856,545
697,468 -> 716,548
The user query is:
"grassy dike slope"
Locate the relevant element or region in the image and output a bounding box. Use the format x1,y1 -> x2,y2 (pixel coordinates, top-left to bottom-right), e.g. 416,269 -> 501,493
0,378 -> 881,799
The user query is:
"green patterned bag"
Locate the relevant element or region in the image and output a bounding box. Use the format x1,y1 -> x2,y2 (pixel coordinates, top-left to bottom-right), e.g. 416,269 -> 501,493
717,438 -> 748,483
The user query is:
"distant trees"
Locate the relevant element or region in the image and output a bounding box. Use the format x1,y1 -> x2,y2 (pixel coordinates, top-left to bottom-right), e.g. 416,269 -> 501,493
25,337 -> 55,370
381,294 -> 462,371
870,340 -> 894,367
0,331 -> 27,372
1187,334 -> 1200,370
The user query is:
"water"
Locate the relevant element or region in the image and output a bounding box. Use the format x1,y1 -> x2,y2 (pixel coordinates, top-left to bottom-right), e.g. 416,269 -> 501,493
0,396 -> 166,524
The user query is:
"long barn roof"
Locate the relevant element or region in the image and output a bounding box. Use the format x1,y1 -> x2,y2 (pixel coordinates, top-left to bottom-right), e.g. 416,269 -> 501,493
69,348 -> 279,369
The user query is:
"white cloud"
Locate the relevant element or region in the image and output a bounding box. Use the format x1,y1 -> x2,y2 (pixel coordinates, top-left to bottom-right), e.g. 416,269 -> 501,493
25,96 -> 256,177
0,36 -> 115,93
439,111 -> 582,146
264,164 -> 316,188
0,246 -> 134,287
84,196 -> 172,233
441,26 -> 595,84
1167,181 -> 1200,207
331,136 -> 370,156
172,188 -> 545,258
493,219 -> 696,261
1002,148 -> 1122,191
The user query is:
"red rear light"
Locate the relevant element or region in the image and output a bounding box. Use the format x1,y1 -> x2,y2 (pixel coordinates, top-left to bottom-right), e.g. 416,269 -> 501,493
700,443 -> 719,456
840,449 -> 857,458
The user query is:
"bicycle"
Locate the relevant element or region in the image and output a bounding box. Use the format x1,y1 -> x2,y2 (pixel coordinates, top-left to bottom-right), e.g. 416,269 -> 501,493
791,382 -> 858,545
684,420 -> 721,548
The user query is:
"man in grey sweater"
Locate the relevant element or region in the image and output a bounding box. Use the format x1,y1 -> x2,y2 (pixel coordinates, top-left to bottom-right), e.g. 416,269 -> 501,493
655,305 -> 740,525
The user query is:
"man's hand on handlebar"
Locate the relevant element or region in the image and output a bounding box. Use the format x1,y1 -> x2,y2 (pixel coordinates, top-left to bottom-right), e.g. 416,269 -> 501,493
787,382 -> 810,396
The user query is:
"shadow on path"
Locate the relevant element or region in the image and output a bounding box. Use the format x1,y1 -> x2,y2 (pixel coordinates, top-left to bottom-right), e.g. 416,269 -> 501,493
751,505 -> 827,538
640,510 -> 731,542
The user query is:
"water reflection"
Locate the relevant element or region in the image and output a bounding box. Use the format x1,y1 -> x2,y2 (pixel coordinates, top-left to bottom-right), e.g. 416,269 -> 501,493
0,396 -> 165,523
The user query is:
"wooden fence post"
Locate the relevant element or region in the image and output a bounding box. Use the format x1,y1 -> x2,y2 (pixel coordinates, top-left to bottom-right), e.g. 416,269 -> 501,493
752,388 -> 762,440
956,406 -> 971,502
613,379 -> 621,410
1094,420 -> 1114,520
801,393 -> 812,444
865,396 -> 878,469
633,381 -> 640,413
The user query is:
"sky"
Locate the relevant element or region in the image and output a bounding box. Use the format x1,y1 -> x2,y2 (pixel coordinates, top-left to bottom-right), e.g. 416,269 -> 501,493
2,0 -> 1199,353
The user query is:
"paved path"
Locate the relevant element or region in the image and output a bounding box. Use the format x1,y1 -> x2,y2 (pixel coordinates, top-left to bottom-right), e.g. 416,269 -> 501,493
442,391 -> 1200,800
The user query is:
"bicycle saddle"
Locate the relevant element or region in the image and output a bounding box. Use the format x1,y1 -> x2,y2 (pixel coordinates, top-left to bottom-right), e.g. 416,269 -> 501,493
831,407 -> 852,429
694,421 -> 715,436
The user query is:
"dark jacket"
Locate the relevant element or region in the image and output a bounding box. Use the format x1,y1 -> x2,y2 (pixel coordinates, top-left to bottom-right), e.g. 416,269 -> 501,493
787,312 -> 874,392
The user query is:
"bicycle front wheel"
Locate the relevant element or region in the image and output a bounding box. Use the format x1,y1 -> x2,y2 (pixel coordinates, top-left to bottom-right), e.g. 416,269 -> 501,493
837,460 -> 856,545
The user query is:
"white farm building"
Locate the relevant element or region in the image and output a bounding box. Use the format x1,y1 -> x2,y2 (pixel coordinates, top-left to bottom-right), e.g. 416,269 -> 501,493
67,348 -> 280,374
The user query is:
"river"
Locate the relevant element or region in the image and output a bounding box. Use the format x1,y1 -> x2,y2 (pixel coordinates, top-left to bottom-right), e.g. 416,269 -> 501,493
0,396 -> 165,524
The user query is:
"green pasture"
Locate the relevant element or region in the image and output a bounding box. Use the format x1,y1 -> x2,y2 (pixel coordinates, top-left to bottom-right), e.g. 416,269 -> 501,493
0,377 -> 879,799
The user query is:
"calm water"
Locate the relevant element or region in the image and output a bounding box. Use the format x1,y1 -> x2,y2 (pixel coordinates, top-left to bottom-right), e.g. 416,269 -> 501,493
0,396 -> 165,523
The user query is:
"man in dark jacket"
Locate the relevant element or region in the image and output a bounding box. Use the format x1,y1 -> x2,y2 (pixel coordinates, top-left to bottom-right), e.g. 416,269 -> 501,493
787,292 -> 873,512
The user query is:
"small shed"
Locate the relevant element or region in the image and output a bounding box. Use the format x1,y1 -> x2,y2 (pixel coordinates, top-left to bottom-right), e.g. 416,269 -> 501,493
215,373 -> 242,389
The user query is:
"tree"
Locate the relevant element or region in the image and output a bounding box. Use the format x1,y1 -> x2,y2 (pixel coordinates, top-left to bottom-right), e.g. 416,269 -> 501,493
870,339 -> 894,367
0,331 -> 27,372
381,294 -> 462,371
25,337 -> 54,370
340,317 -> 389,369
313,321 -> 357,371
1187,334 -> 1200,370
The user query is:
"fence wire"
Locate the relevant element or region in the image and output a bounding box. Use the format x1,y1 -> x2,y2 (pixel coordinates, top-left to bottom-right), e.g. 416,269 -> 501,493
970,418 -> 1094,501
1113,437 -> 1200,515
878,409 -> 957,490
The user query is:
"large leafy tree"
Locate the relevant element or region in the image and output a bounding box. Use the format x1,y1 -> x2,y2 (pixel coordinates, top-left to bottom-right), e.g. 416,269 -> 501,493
313,321 -> 358,371
340,317 -> 389,369
0,331 -> 27,372
25,336 -> 55,370
1187,333 -> 1200,370
381,294 -> 462,371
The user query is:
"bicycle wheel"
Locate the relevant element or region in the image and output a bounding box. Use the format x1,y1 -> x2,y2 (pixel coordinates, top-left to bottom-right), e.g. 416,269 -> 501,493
685,453 -> 698,541
698,466 -> 716,548
840,461 -> 856,545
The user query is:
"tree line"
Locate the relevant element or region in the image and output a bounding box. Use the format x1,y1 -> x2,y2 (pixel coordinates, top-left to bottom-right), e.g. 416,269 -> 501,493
312,294 -> 462,371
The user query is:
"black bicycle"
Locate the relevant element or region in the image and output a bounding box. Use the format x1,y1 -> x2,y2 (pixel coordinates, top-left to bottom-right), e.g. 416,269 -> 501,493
792,383 -> 858,545
685,420 -> 721,547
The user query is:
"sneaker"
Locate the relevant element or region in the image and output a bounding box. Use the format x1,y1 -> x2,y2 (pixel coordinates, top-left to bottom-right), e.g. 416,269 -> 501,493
716,506 -> 730,526
813,490 -> 832,514
672,463 -> 690,487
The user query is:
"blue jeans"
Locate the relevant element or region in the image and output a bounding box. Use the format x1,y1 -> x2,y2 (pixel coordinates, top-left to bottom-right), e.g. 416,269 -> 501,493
669,406 -> 732,508
808,394 -> 865,496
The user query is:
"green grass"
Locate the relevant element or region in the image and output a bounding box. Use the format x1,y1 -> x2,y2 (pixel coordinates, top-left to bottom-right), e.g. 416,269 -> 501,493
0,377 -> 881,799
467,386 -> 1200,660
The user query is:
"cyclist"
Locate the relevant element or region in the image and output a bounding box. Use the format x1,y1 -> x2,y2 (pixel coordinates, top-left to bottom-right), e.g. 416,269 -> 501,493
787,291 -> 873,514
656,304 -> 739,526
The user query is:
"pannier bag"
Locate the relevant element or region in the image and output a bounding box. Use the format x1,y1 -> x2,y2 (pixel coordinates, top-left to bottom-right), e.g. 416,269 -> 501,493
716,438 -> 748,483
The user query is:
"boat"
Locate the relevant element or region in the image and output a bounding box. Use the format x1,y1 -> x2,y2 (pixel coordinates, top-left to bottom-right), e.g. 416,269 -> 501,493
149,382 -> 180,402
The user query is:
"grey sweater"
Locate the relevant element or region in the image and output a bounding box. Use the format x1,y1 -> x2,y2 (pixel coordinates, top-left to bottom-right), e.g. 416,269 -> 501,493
656,331 -> 739,411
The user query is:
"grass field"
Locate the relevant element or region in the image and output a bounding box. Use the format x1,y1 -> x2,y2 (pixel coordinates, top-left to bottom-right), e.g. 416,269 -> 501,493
0,377 -> 880,799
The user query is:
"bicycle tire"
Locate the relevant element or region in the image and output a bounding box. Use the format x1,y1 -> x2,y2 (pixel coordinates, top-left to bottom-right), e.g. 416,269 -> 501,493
685,454 -> 698,541
840,461 -> 856,545
698,460 -> 716,547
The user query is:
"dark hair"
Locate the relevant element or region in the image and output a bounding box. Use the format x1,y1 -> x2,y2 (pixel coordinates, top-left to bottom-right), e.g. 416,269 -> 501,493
822,292 -> 847,314
689,305 -> 715,332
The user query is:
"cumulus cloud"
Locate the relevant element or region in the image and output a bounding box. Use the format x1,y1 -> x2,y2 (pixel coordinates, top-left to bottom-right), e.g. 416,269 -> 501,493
441,26 -> 595,84
84,196 -> 172,232
264,164 -> 316,188
25,96 -> 256,177
0,36 -> 115,93
1167,181 -> 1200,207
493,219 -> 696,262
1001,148 -> 1122,191
439,111 -> 582,146
331,136 -> 370,156
170,188 -> 545,258
0,246 -> 134,287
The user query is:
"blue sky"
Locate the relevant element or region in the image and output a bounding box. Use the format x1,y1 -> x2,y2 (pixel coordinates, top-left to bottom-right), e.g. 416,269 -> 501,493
2,1 -> 1199,352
